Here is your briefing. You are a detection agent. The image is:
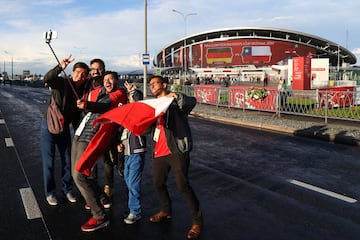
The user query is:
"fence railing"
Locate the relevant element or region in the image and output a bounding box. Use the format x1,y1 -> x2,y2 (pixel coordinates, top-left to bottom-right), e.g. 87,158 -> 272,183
179,84 -> 360,124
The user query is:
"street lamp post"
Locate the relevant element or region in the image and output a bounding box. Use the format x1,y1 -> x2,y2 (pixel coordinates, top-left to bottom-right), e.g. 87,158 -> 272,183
172,9 -> 196,84
4,51 -> 13,80
143,0 -> 148,98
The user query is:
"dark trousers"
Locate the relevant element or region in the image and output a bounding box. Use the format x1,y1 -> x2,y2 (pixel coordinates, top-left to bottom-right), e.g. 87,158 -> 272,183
152,152 -> 203,225
40,118 -> 73,196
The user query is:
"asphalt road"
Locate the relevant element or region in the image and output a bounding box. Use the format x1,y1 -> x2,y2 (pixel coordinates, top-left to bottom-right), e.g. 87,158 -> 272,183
1,85 -> 360,240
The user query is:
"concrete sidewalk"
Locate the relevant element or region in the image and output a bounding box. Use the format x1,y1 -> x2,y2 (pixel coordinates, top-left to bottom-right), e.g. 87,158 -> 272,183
191,103 -> 360,147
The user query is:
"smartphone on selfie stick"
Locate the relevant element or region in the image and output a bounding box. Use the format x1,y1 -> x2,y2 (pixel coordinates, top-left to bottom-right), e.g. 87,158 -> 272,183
43,30 -> 80,100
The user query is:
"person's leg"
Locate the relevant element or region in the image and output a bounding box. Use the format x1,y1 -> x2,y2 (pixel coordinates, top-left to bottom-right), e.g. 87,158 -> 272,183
57,126 -> 74,195
171,153 -> 203,225
125,153 -> 145,215
40,118 -> 56,197
70,136 -> 87,177
152,156 -> 171,214
73,170 -> 106,219
103,150 -> 114,197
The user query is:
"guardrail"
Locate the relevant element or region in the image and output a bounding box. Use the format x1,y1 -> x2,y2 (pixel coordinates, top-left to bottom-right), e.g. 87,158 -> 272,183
179,84 -> 360,124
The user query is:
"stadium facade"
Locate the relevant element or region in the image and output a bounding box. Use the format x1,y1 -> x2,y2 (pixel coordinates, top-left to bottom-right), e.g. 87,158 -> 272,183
153,27 -> 356,70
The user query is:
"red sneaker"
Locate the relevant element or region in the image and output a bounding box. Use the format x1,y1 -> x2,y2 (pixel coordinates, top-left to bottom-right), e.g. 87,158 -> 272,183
81,217 -> 109,232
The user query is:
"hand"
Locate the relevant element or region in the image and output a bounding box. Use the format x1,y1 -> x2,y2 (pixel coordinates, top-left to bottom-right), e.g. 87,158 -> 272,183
117,143 -> 124,153
124,81 -> 136,92
166,92 -> 178,99
60,54 -> 75,70
76,99 -> 86,109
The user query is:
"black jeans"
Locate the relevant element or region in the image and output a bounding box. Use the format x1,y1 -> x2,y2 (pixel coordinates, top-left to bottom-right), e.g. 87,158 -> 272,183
152,152 -> 203,225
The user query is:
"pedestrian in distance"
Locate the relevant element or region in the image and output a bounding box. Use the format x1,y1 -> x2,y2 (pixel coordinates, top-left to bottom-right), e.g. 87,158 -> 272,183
264,75 -> 269,86
148,75 -> 203,240
41,55 -> 90,206
277,78 -> 287,111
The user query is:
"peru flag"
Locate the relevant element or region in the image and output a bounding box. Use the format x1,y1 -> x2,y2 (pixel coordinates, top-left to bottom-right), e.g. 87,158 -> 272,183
75,97 -> 174,176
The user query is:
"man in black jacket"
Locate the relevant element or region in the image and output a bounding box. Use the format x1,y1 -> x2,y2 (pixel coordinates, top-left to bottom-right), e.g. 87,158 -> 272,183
148,75 -> 203,240
41,55 -> 89,206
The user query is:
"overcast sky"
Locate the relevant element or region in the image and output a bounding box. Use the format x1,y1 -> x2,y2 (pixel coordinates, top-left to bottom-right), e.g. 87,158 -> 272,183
1,0 -> 359,75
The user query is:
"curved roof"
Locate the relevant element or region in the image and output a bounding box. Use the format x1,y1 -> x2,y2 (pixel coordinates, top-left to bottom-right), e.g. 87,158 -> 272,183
155,26 -> 356,66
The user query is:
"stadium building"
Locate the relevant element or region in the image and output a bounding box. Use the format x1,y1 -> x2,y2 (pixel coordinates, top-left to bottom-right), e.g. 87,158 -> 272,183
153,27 -> 358,88
155,26 -> 356,68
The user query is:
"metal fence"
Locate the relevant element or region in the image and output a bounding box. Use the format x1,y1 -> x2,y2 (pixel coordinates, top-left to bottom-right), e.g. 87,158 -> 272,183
179,85 -> 360,124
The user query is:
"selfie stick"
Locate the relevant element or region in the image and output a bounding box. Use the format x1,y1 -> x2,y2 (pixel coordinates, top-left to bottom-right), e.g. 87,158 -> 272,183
44,30 -> 80,100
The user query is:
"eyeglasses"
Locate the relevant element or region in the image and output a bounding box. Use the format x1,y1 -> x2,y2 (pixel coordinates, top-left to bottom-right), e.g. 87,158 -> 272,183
149,81 -> 162,86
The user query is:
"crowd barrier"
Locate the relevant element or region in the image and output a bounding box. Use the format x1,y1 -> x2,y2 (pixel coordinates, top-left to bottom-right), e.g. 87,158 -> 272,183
183,84 -> 360,123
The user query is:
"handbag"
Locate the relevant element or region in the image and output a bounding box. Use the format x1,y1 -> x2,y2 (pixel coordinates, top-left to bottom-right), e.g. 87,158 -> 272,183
47,94 -> 65,134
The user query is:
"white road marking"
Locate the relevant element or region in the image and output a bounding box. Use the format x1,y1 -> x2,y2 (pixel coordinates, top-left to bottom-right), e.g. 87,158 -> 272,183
0,119 -> 5,124
19,188 -> 42,219
5,137 -> 14,147
289,179 -> 357,203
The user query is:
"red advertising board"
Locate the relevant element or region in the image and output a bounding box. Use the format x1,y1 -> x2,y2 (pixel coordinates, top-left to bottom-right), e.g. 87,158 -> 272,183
229,86 -> 277,110
194,85 -> 220,104
318,86 -> 355,108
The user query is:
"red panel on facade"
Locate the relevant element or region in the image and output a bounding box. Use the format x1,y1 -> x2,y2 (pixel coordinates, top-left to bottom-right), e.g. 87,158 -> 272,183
173,39 -> 315,68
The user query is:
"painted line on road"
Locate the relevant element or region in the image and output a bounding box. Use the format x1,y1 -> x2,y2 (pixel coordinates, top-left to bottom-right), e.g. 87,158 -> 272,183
19,187 -> 42,220
289,179 -> 357,203
0,119 -> 5,124
5,137 -> 14,147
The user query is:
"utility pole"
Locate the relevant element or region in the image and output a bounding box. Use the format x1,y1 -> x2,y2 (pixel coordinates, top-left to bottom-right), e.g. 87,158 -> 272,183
143,0 -> 148,98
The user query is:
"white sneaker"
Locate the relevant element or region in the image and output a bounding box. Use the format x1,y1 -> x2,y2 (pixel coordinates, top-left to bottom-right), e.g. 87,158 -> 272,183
124,213 -> 141,224
46,194 -> 58,206
66,192 -> 77,203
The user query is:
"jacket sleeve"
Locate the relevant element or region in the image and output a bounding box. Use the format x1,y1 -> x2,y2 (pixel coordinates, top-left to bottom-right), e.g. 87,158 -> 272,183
43,65 -> 63,89
175,92 -> 196,115
130,89 -> 144,101
85,98 -> 113,113
109,88 -> 127,107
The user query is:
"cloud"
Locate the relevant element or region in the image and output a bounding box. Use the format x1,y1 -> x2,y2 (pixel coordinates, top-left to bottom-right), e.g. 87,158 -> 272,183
271,16 -> 293,22
1,0 -> 360,75
352,48 -> 360,54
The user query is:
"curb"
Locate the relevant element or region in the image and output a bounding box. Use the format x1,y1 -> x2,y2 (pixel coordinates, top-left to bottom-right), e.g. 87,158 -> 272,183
191,112 -> 360,147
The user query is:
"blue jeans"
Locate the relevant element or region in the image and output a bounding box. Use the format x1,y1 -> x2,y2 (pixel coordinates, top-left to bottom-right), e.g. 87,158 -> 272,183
40,118 -> 73,197
124,153 -> 145,215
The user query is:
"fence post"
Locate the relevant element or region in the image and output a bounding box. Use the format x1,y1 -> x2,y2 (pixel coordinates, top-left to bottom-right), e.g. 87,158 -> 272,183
242,88 -> 246,112
276,90 -> 281,117
324,90 -> 328,124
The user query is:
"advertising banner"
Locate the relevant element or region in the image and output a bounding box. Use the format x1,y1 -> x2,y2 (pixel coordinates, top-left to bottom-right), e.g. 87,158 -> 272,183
170,39 -> 315,68
318,86 -> 355,108
292,57 -> 311,90
229,86 -> 277,110
194,85 -> 220,104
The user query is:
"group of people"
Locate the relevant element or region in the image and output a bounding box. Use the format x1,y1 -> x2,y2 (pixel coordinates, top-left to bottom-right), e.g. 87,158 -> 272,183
40,55 -> 203,239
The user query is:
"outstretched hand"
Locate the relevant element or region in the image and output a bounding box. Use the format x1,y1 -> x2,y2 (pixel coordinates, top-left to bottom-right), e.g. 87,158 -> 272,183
60,54 -> 75,70
124,81 -> 136,92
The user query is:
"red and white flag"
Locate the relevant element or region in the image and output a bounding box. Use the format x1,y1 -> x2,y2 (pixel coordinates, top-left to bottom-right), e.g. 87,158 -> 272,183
75,97 -> 174,176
